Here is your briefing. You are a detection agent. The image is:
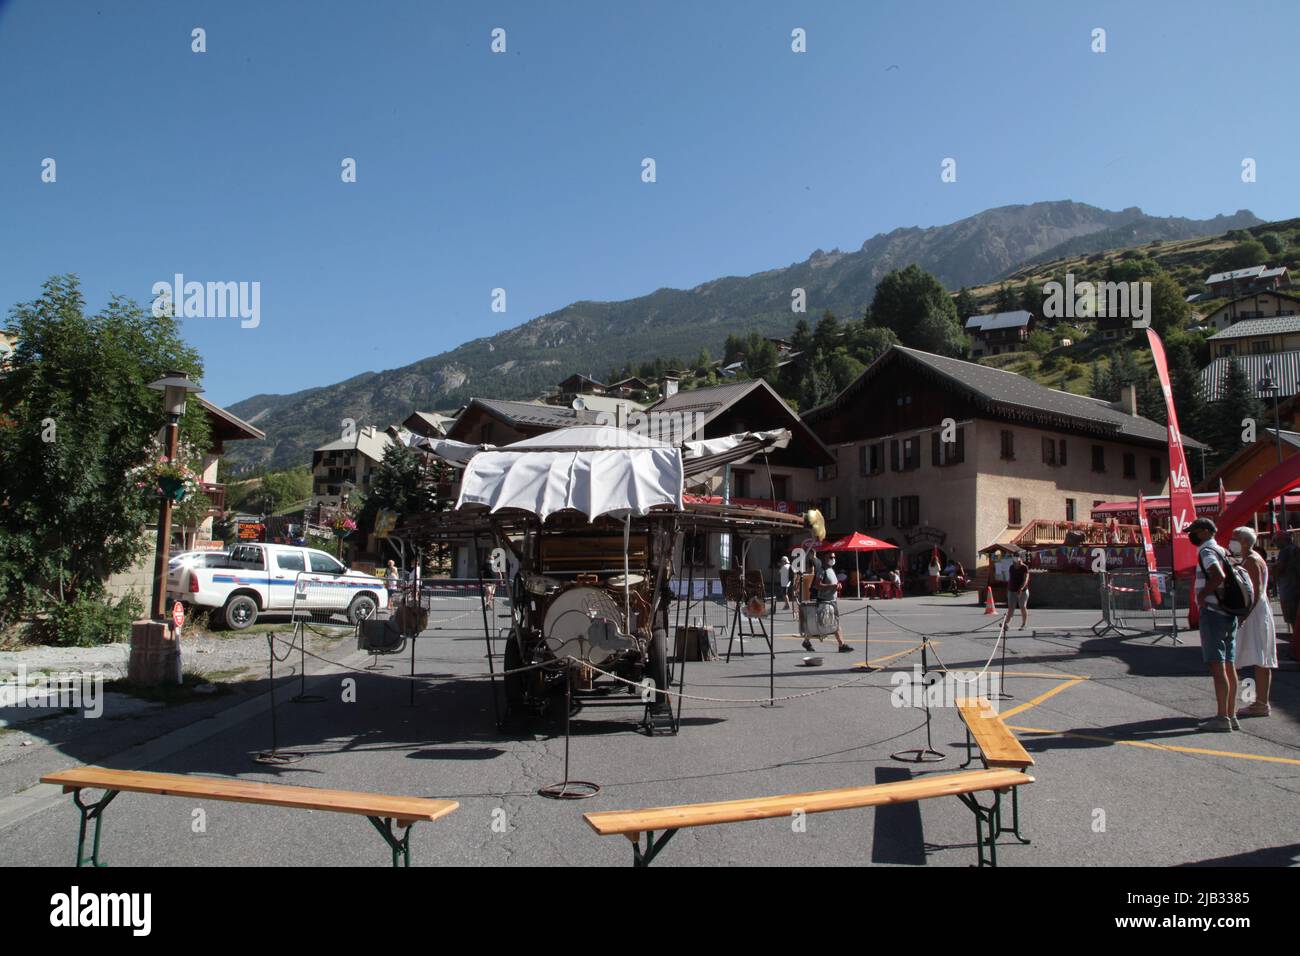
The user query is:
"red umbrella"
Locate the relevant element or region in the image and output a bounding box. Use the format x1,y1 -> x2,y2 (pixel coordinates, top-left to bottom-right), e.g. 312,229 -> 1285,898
816,532 -> 898,598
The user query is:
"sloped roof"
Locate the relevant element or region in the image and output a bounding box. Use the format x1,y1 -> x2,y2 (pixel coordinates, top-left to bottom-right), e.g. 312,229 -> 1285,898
650,378 -> 833,463
196,395 -> 265,442
805,345 -> 1207,450
965,310 -> 1032,332
456,397 -> 599,432
1208,316 -> 1300,340
314,425 -> 394,461
1201,351 -> 1300,402
1207,265 -> 1267,284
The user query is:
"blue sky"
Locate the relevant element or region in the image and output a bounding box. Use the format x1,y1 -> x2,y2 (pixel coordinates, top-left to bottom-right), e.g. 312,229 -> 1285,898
1,0 -> 1296,406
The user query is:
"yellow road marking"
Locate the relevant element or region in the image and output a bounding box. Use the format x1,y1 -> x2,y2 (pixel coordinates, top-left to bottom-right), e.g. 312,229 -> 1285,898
853,644 -> 932,670
998,678 -> 1087,719
1008,725 -> 1300,767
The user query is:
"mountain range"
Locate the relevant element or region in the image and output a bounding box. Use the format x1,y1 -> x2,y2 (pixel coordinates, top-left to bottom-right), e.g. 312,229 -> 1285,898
224,200 -> 1260,471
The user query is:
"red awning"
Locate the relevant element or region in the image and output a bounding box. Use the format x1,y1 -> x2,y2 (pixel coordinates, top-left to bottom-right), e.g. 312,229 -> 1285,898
816,531 -> 898,552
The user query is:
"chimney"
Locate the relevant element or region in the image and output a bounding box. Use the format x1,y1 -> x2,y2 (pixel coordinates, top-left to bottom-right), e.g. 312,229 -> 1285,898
660,374 -> 679,399
1118,384 -> 1138,417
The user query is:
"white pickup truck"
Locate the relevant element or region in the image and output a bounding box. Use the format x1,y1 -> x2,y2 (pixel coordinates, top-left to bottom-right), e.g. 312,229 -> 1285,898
167,542 -> 388,630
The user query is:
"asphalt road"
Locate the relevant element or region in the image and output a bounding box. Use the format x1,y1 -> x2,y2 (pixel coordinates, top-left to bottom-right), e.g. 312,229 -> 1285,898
2,595 -> 1297,867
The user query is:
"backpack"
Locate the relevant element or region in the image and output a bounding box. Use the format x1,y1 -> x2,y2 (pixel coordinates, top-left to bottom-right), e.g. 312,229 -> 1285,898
1206,546 -> 1256,618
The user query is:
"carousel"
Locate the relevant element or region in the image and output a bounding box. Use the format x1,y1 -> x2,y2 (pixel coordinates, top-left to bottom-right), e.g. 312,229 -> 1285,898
393,425 -> 816,735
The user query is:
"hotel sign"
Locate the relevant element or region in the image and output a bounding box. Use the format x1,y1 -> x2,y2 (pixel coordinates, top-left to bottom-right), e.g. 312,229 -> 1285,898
904,526 -> 946,546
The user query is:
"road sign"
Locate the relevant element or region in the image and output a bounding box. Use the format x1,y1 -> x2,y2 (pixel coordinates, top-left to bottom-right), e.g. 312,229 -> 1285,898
171,601 -> 185,632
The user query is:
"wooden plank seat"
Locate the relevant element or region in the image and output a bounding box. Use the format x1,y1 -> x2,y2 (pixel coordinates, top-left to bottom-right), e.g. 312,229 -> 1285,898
584,767 -> 1034,867
956,697 -> 1035,852
41,766 -> 459,868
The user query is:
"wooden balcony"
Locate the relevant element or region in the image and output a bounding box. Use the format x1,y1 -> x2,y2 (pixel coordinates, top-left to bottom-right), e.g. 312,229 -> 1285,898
201,482 -> 226,515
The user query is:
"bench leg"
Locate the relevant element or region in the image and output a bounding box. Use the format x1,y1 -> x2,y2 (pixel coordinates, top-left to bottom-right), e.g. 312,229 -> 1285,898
959,726 -> 976,769
631,829 -> 677,867
955,791 -> 999,867
994,783 -> 1031,845
367,816 -> 413,867
71,788 -> 119,868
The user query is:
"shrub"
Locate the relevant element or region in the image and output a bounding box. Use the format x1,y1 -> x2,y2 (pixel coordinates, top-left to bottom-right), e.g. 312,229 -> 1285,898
40,593 -> 143,647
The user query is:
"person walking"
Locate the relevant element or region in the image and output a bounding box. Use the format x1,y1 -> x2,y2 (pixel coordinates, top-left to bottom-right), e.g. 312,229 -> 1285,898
927,552 -> 941,594
803,554 -> 852,653
779,554 -> 793,610
1232,527 -> 1276,718
1003,554 -> 1030,630
1188,518 -> 1239,733
384,559 -> 400,602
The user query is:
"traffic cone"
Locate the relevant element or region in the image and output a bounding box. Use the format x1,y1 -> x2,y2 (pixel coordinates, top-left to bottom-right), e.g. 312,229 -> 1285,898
983,588 -> 996,614
1141,585 -> 1152,612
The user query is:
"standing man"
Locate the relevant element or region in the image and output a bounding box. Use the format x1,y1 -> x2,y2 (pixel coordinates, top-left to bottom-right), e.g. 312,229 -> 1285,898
779,554 -> 793,610
1188,518 -> 1239,733
1003,554 -> 1030,631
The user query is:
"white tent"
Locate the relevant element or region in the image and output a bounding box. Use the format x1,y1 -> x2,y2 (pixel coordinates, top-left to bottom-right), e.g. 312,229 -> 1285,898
455,425 -> 683,521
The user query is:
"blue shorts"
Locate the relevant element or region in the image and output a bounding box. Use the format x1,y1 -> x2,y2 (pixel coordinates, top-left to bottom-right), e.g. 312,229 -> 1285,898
1198,606 -> 1238,664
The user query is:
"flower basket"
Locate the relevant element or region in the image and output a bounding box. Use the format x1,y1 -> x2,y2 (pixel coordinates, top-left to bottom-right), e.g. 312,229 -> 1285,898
158,476 -> 187,501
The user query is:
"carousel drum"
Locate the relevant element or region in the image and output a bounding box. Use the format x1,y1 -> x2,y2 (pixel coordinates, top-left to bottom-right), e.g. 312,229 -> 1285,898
542,586 -> 629,665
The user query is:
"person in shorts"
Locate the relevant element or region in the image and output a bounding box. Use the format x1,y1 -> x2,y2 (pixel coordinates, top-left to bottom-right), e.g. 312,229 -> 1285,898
779,555 -> 793,610
1003,555 -> 1030,630
1189,518 -> 1239,733
803,554 -> 851,653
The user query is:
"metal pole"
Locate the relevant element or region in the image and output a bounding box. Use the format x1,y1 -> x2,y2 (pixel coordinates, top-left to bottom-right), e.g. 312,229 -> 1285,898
150,417 -> 180,620
473,535 -> 501,729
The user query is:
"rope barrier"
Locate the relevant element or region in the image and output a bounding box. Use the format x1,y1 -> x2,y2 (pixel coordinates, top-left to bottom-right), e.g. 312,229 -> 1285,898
263,631 -> 929,705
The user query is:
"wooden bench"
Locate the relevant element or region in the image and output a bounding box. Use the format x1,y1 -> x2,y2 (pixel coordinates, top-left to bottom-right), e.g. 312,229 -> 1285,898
584,767 -> 1033,867
956,697 -> 1035,857
41,767 -> 459,867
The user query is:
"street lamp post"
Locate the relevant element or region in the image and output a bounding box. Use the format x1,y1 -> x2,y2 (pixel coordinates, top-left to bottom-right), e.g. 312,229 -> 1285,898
1257,360 -> 1284,532
146,371 -> 203,621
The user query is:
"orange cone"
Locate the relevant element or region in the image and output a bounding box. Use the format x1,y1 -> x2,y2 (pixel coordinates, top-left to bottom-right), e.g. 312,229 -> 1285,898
1141,585 -> 1152,612
983,588 -> 996,614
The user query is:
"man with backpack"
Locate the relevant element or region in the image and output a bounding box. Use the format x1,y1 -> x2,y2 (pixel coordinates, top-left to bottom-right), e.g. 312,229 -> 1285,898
1188,518 -> 1253,733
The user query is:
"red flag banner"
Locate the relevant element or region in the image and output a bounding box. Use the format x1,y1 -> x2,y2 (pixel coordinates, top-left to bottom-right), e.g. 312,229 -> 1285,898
1146,328 -> 1197,575
1218,478 -> 1227,519
1136,491 -> 1163,607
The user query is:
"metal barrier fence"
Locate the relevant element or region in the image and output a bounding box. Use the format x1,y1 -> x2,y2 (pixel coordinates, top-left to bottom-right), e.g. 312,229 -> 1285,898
1096,570 -> 1166,635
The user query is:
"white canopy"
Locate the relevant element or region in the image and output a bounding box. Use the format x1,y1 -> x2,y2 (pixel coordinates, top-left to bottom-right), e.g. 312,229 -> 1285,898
455,425 -> 683,520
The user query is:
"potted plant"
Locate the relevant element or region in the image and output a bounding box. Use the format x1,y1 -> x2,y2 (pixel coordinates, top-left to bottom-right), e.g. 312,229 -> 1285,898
127,438 -> 203,502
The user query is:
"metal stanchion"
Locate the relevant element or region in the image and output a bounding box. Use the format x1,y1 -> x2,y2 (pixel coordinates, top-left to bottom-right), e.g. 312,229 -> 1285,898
254,632 -> 305,765
890,639 -> 946,763
538,665 -> 600,800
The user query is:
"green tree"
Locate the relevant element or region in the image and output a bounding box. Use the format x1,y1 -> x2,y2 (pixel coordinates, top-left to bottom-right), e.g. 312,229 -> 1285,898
1216,240 -> 1269,272
1147,272 -> 1190,336
995,284 -> 1018,312
0,275 -> 207,625
1204,359 -> 1264,469
954,287 -> 977,321
1026,329 -> 1053,356
870,265 -> 965,356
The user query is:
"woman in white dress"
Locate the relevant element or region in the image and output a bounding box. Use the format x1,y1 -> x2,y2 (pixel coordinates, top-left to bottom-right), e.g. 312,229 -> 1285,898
1231,527 -> 1277,718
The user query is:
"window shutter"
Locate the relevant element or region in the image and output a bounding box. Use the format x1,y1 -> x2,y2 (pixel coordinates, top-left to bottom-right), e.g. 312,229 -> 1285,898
956,426 -> 965,463
1059,439 -> 1067,466
890,440 -> 899,471
860,445 -> 868,476
932,431 -> 941,466
891,497 -> 898,527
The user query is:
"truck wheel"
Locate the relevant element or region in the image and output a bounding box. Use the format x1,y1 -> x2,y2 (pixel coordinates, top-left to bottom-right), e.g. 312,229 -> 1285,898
647,629 -> 669,709
222,594 -> 259,630
348,594 -> 379,625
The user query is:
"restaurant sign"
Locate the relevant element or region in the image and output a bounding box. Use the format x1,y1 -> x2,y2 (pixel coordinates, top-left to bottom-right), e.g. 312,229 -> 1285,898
904,526 -> 946,546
